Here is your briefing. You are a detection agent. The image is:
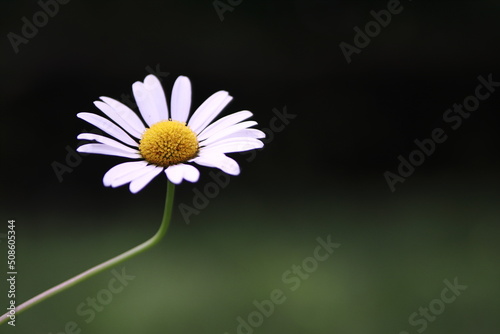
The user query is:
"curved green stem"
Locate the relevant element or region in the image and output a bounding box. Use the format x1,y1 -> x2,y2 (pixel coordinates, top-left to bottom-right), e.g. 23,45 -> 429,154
0,181 -> 175,325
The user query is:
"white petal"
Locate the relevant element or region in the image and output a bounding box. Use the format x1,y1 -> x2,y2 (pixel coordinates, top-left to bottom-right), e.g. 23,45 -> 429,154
201,137 -> 264,154
199,121 -> 257,146
182,164 -> 200,182
164,164 -> 199,184
111,164 -> 158,188
133,75 -> 169,127
225,128 -> 266,140
77,112 -> 138,147
165,164 -> 184,184
199,129 -> 265,148
188,91 -> 232,134
129,166 -> 163,193
180,164 -> 200,182
197,110 -> 253,141
170,76 -> 191,123
96,97 -> 145,138
77,143 -> 141,159
194,153 -> 240,175
77,133 -> 138,152
103,161 -> 148,187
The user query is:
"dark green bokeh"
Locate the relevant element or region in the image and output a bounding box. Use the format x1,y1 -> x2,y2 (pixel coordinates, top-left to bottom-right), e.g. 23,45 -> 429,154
4,176 -> 500,333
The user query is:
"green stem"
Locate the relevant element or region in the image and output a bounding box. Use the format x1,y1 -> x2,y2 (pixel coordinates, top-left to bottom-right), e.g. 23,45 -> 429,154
0,181 -> 175,325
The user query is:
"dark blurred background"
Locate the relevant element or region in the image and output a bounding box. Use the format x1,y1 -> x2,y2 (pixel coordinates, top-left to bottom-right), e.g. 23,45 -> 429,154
1,0 -> 500,333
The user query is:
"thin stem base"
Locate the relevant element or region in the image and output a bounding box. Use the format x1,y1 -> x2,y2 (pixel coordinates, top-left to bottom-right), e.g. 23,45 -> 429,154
0,181 -> 175,325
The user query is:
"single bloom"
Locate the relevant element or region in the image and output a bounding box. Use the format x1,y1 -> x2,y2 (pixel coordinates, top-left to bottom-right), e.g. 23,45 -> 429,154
77,75 -> 265,193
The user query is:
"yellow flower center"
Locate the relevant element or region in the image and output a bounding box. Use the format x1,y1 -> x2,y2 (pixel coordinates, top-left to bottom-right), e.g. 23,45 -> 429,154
139,120 -> 199,167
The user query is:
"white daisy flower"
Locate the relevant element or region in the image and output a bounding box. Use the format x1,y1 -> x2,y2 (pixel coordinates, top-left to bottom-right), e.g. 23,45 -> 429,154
77,75 -> 265,193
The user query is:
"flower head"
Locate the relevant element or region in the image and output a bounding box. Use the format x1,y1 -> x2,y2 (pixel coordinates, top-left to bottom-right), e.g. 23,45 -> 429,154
77,75 -> 264,193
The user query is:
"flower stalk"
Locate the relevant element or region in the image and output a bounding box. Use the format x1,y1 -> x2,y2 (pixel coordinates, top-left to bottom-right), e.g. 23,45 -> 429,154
0,181 -> 175,325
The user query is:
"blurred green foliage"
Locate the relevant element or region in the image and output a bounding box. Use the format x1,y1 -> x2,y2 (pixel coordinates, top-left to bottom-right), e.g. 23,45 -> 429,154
3,174 -> 499,333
